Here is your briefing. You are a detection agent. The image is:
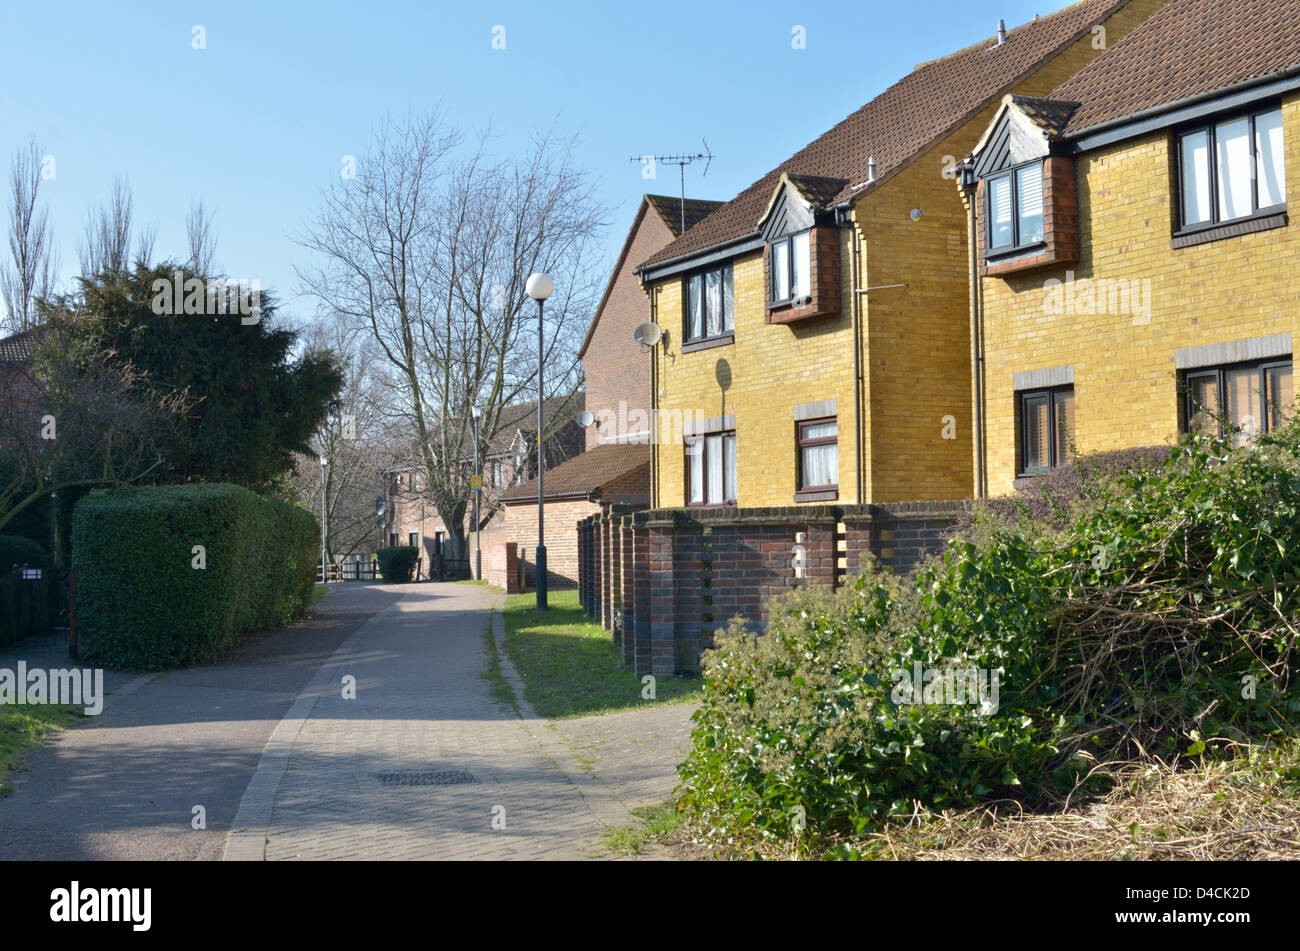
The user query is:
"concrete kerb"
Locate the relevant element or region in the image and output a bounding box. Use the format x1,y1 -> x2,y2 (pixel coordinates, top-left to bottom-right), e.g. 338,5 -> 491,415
488,595 -> 635,834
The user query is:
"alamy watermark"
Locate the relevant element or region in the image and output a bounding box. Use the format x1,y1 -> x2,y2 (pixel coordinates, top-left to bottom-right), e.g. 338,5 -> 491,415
1041,271 -> 1151,326
0,662 -> 104,715
150,270 -> 262,324
890,662 -> 1000,715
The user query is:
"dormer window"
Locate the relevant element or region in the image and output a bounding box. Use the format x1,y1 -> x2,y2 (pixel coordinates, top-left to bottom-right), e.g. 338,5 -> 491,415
769,230 -> 811,305
987,161 -> 1045,252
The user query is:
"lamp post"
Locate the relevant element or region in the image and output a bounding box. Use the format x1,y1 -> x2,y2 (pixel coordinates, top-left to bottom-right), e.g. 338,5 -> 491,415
319,454 -> 329,585
525,271 -> 553,610
472,403 -> 482,581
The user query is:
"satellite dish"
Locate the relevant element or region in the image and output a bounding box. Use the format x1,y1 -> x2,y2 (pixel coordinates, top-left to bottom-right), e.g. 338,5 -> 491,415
633,322 -> 663,352
576,410 -> 595,428
375,496 -> 386,517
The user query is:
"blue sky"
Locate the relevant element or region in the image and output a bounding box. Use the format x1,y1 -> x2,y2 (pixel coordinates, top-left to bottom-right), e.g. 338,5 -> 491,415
2,0 -> 1067,319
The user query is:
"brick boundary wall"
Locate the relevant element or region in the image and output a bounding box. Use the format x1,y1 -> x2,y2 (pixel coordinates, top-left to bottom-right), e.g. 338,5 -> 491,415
487,542 -> 520,594
578,501 -> 967,677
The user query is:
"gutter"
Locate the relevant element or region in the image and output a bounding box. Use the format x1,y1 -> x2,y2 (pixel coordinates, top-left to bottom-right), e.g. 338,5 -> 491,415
637,233 -> 766,283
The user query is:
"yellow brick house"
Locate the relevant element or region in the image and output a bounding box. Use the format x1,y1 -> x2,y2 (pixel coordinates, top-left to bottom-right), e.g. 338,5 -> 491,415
635,0 -> 1166,511
962,0 -> 1300,496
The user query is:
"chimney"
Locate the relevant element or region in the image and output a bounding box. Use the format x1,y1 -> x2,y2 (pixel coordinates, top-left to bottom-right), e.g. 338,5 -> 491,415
867,156 -> 877,183
996,19 -> 1007,44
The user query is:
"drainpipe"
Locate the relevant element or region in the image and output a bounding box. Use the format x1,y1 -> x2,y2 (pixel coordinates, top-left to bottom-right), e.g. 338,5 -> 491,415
849,222 -> 865,505
649,286 -> 658,510
960,161 -> 987,499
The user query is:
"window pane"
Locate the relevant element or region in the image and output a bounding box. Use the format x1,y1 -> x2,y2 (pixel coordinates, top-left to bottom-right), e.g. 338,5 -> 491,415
801,444 -> 837,487
1181,130 -> 1212,226
989,175 -> 1014,248
705,269 -> 722,336
802,421 -> 837,440
1266,363 -> 1294,430
1053,390 -> 1074,467
1224,366 -> 1261,446
791,231 -> 811,299
724,434 -> 737,502
1022,394 -> 1049,471
706,434 -> 724,504
771,241 -> 790,300
688,274 -> 703,340
687,440 -> 703,503
1256,109 -> 1286,209
1216,117 -> 1253,220
1016,164 -> 1045,245
1188,373 -> 1220,435
722,266 -> 735,332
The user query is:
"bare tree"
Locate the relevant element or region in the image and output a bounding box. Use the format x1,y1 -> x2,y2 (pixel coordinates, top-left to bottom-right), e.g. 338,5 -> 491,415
1,138 -> 58,334
283,309 -> 406,561
186,199 -> 217,276
296,111 -> 606,559
78,176 -> 135,278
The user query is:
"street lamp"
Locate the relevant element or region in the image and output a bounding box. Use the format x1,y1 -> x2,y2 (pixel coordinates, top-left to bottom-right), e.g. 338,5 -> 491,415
526,271 -> 553,610
319,455 -> 329,585
472,403 -> 482,582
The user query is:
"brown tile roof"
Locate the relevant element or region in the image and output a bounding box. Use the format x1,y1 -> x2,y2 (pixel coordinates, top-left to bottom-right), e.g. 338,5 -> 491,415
639,0 -> 1137,271
1011,94 -> 1082,136
645,194 -> 727,237
498,441 -> 649,502
1057,0 -> 1300,136
0,327 -> 37,364
483,394 -> 583,456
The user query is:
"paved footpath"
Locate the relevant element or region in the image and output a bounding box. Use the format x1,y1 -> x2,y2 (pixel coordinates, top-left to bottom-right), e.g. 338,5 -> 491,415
234,582 -> 694,860
1,581 -> 696,861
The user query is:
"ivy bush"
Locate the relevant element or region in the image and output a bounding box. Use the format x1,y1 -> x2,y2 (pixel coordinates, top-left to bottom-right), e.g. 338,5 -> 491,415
679,423 -> 1300,849
376,545 -> 419,583
73,484 -> 318,669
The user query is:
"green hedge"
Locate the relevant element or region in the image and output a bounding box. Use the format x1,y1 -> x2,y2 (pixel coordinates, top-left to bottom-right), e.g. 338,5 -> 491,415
72,484 -> 318,669
376,545 -> 419,583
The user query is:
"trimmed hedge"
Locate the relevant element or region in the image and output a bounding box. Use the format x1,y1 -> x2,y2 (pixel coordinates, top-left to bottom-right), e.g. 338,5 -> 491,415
376,545 -> 419,583
72,484 -> 318,669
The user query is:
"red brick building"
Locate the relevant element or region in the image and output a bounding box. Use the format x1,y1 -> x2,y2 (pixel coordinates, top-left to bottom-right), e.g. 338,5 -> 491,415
578,195 -> 723,448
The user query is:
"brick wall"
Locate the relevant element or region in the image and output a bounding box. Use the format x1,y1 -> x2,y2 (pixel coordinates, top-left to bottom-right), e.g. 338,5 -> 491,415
486,542 -> 521,593
975,88 -> 1300,496
505,496 -> 601,589
579,501 -> 963,675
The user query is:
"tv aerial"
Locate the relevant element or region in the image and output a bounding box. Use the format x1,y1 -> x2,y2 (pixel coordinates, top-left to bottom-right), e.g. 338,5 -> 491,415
630,138 -> 715,235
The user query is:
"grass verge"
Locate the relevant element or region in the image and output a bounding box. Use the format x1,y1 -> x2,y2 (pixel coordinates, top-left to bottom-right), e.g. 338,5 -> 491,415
0,704 -> 83,796
604,801 -> 686,856
478,617 -> 519,715
501,589 -> 700,719
308,584 -> 331,605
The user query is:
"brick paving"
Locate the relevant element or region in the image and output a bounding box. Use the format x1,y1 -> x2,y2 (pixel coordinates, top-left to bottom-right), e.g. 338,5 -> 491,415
231,583 -> 697,861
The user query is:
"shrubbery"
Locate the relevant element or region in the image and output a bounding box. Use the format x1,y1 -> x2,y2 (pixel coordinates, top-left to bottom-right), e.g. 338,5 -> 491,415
679,424 -> 1300,850
73,484 -> 318,669
376,545 -> 419,583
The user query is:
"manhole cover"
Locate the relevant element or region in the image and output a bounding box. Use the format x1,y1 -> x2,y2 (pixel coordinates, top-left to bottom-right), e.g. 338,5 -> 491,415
370,770 -> 475,787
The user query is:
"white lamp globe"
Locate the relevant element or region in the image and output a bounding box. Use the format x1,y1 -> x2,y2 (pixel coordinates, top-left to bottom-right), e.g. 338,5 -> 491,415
525,273 -> 554,301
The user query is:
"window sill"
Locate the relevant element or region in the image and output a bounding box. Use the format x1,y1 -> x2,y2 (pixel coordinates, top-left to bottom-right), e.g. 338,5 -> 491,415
687,501 -> 738,510
1171,210 -> 1287,249
681,333 -> 734,354
985,240 -> 1046,263
794,486 -> 838,503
